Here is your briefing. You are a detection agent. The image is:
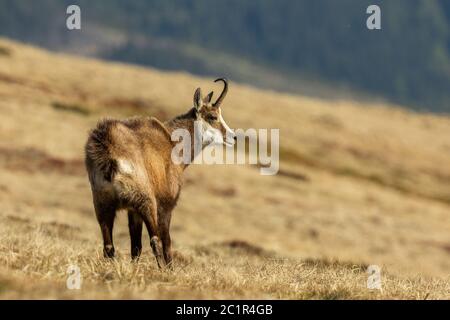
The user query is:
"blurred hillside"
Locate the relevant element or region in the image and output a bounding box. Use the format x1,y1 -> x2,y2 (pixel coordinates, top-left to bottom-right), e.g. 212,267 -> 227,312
0,0 -> 450,112
0,38 -> 450,298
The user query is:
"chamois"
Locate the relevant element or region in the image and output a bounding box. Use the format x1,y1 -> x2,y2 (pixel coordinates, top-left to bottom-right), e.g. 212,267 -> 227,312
85,79 -> 236,268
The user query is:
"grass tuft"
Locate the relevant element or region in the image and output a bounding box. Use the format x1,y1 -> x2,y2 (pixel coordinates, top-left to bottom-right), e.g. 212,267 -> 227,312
51,101 -> 90,116
0,46 -> 11,56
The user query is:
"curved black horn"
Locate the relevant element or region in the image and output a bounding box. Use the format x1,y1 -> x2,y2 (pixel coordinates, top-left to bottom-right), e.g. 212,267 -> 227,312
213,78 -> 228,107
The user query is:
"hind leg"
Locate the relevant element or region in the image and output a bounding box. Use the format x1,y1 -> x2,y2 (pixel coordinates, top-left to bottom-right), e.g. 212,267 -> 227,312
136,197 -> 165,268
128,210 -> 143,260
159,209 -> 173,268
94,198 -> 117,258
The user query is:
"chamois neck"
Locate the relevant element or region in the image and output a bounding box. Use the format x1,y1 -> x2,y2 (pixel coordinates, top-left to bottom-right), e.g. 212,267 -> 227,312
164,108 -> 198,169
164,108 -> 196,133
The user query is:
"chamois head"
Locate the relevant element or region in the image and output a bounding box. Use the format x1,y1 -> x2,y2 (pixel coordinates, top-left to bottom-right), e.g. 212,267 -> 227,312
193,78 -> 236,147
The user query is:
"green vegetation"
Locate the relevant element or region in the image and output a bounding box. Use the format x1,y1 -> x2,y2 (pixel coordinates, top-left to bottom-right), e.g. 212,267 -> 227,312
1,0 -> 450,112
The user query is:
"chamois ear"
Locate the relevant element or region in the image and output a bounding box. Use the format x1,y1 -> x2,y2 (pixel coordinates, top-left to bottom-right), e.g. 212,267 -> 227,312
204,91 -> 214,103
193,88 -> 203,110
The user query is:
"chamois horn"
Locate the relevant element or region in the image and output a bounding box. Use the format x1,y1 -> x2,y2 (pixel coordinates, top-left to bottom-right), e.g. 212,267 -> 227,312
213,78 -> 228,108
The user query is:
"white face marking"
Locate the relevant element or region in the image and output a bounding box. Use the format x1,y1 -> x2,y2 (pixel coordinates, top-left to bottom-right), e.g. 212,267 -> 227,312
201,119 -> 223,146
195,107 -> 235,147
219,109 -> 236,146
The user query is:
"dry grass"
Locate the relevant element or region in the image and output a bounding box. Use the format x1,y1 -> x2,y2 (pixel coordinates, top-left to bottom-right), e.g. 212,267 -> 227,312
0,38 -> 449,299
1,219 -> 448,299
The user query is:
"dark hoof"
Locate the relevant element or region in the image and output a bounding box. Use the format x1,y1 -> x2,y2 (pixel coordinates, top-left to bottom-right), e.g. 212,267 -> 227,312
103,245 -> 115,258
150,237 -> 166,269
131,247 -> 142,261
165,261 -> 174,271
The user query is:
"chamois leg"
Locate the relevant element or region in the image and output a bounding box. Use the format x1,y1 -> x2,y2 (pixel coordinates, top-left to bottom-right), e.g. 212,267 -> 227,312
94,199 -> 116,259
138,198 -> 165,268
159,210 -> 173,268
128,210 -> 143,261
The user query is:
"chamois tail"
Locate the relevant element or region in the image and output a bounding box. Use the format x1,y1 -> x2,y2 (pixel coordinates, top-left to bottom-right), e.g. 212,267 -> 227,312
85,119 -> 118,182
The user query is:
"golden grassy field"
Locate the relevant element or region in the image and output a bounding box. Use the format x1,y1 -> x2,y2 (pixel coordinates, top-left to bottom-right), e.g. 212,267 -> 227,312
0,38 -> 449,299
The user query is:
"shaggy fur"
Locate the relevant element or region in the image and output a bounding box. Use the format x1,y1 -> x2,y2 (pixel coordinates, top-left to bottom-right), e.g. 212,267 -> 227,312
85,80 -> 234,268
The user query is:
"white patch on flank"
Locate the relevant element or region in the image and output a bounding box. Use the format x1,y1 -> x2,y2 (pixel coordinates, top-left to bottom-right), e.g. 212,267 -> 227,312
118,159 -> 134,174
